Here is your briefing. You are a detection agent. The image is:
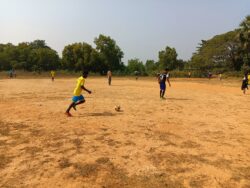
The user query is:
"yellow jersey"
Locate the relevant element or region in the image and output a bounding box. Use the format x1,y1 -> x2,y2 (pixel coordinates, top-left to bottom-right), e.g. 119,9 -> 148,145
248,74 -> 250,81
51,71 -> 55,77
73,76 -> 85,96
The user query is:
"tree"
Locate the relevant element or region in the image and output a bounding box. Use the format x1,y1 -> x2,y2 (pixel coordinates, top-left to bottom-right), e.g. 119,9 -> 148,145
158,46 -> 178,70
127,59 -> 146,75
0,40 -> 60,71
239,15 -> 250,71
0,44 -> 12,70
145,60 -> 157,75
94,34 -> 124,72
176,59 -> 186,71
62,42 -> 93,71
89,49 -> 106,74
189,31 -> 241,71
30,40 -> 47,49
28,48 -> 60,72
188,16 -> 250,72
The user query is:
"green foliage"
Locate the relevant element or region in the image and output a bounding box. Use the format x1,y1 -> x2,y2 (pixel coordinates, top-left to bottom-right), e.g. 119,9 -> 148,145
127,59 -> 146,75
94,34 -> 124,72
239,15 -> 250,70
174,70 -> 206,78
145,60 -> 157,75
189,31 -> 239,71
158,46 -> 178,70
176,59 -> 186,71
61,34 -> 124,74
189,15 -> 250,73
0,40 -> 60,72
62,42 -> 94,71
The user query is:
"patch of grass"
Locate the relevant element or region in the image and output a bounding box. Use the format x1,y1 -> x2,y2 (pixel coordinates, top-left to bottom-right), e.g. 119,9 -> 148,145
29,128 -> 44,137
96,157 -> 110,164
219,180 -> 238,188
165,167 -> 191,175
122,155 -> 130,159
102,132 -> 111,136
231,166 -> 250,182
0,154 -> 12,168
95,136 -> 105,141
0,123 -> 10,136
150,131 -> 179,146
100,128 -> 108,132
209,158 -> 232,169
12,123 -> 29,130
103,169 -> 184,188
149,152 -> 209,167
59,157 -> 71,169
68,158 -> 184,188
73,163 -> 98,177
124,141 -> 136,146
23,146 -> 43,156
180,140 -> 201,148
0,140 -> 6,146
107,139 -> 119,146
10,133 -> 30,145
46,141 -> 63,148
189,174 -> 209,188
72,138 -> 81,150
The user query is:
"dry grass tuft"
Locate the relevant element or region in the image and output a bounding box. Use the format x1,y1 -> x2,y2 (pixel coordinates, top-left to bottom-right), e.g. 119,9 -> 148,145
59,157 -> 71,169
73,163 -> 98,177
0,154 -> 12,169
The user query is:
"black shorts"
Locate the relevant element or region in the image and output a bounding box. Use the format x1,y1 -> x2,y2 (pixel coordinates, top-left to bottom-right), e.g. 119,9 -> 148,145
241,81 -> 248,90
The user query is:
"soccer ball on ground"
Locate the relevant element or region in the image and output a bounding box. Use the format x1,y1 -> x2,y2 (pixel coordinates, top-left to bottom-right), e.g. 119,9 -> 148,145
115,105 -> 121,112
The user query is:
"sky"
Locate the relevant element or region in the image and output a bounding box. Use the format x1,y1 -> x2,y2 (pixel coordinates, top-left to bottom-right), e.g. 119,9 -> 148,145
1,0 -> 250,63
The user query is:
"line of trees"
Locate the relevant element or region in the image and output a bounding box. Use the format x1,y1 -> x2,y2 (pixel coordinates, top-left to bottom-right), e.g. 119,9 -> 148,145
0,40 -> 60,72
0,34 -> 183,75
0,16 -> 249,76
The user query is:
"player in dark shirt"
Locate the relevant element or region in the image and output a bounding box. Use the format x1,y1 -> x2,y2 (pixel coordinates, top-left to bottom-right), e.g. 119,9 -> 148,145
241,72 -> 249,94
158,68 -> 171,99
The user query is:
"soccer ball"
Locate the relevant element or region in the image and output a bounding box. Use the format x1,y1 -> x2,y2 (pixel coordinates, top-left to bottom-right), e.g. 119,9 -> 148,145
115,105 -> 121,112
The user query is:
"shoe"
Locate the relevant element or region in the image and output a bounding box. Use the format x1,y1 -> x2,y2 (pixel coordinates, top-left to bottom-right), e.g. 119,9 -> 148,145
65,112 -> 72,117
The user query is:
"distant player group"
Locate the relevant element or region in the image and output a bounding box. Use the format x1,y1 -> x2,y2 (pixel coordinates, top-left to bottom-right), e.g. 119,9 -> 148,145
46,68 -> 249,117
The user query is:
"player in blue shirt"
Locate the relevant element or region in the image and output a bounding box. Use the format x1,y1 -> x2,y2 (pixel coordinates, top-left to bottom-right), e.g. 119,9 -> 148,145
158,68 -> 171,99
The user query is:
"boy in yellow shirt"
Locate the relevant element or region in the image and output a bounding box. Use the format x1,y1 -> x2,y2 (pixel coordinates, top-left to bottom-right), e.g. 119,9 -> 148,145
51,70 -> 55,82
65,71 -> 92,117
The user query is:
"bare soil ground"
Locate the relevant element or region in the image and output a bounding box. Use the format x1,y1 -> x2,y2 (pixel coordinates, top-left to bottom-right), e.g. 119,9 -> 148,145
0,77 -> 249,188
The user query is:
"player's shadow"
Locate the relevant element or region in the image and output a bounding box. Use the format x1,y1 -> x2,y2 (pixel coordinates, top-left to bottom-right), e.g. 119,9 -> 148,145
167,97 -> 190,101
82,111 -> 123,117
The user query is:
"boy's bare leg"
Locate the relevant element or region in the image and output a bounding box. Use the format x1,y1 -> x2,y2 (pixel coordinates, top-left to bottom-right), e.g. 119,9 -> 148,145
162,89 -> 166,98
73,100 -> 85,111
66,102 -> 75,113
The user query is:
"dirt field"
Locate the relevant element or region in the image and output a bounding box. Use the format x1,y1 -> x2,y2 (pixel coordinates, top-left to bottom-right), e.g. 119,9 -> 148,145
0,77 -> 249,188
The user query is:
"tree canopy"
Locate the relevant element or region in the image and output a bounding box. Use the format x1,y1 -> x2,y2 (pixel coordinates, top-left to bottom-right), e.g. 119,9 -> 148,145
188,15 -> 250,73
0,40 -> 60,72
94,34 -> 124,72
158,46 -> 178,70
